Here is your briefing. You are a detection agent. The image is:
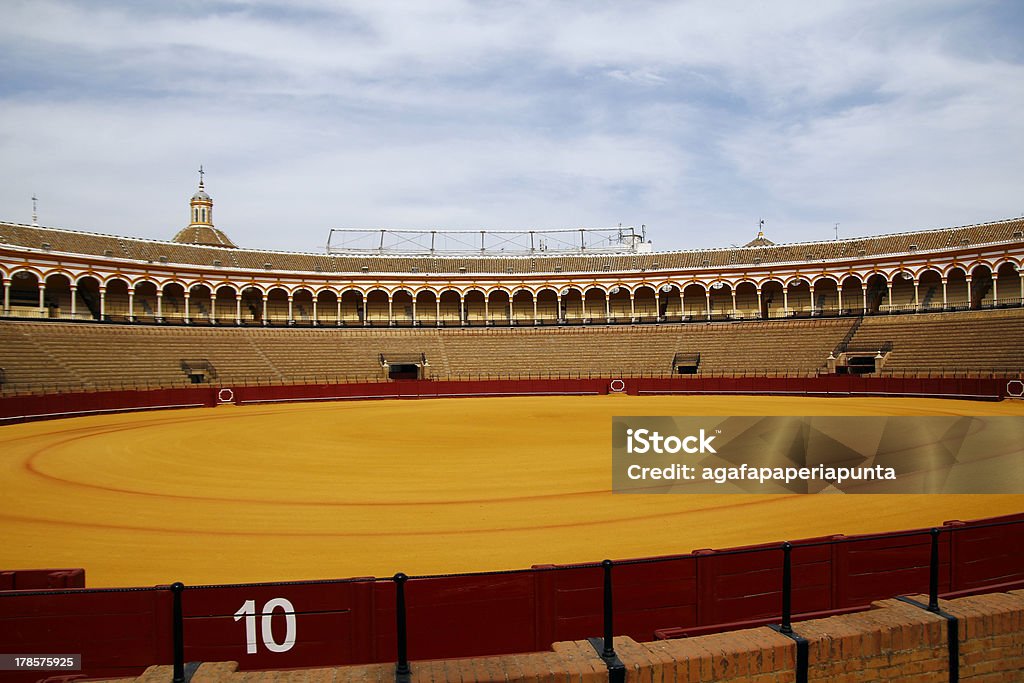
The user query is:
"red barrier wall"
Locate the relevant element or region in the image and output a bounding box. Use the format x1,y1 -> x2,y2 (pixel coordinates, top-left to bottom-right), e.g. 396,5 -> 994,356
0,374 -> 1008,424
0,568 -> 84,591
3,514 -> 1020,680
0,387 -> 217,423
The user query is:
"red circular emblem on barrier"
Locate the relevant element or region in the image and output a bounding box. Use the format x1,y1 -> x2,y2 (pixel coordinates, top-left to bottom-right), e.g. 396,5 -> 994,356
217,388 -> 235,403
609,379 -> 626,393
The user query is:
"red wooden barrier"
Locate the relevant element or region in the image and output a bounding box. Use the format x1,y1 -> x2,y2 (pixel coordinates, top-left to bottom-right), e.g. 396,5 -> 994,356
0,588 -> 170,682
0,515 -> 1021,678
0,569 -> 84,591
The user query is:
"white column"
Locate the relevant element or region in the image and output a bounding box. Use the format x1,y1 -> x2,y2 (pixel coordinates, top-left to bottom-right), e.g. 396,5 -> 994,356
37,283 -> 45,316
336,296 -> 342,326
460,297 -> 466,326
388,296 -> 394,326
913,280 -> 920,311
783,288 -> 789,317
235,293 -> 242,325
966,276 -> 973,309
411,296 -> 417,325
756,288 -> 762,319
861,285 -> 868,314
184,292 -> 191,324
679,290 -> 684,321
100,287 -> 106,320
156,291 -> 163,322
809,285 -> 816,316
484,296 -> 490,325
508,297 -> 513,325
557,294 -> 563,322
70,285 -> 77,318
129,289 -> 136,322
605,295 -> 610,322
629,294 -> 635,321
2,280 -> 9,315
886,283 -> 893,313
705,291 -> 711,320
532,296 -> 538,324
288,296 -> 294,325
312,297 -> 318,326
210,294 -> 217,324
837,288 -> 843,313
731,289 -> 737,318
992,276 -> 999,306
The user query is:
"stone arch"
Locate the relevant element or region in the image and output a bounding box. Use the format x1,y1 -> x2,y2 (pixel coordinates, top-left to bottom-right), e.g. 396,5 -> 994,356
583,285 -> 608,323
888,270 -> 916,312
104,277 -> 131,321
759,280 -> 784,319
487,288 -> 512,325
292,287 -> 316,325
864,272 -> 889,314
213,284 -> 239,324
240,285 -> 264,324
438,289 -> 462,326
559,285 -> 584,322
511,288 -> 535,324
969,264 -> 994,309
607,285 -> 630,322
414,289 -> 438,326
365,288 -> 390,326
994,261 -> 1021,307
706,281 -> 732,319
633,284 -> 658,321
916,269 -> 943,311
162,281 -> 187,322
535,287 -> 559,324
391,288 -> 414,326
734,280 -> 759,319
188,283 -> 214,323
839,275 -> 864,314
682,282 -> 708,320
340,288 -> 365,325
811,276 -> 839,316
265,286 -> 290,325
43,272 -> 72,319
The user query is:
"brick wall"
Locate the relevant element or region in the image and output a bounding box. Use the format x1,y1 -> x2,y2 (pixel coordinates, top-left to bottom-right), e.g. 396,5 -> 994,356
121,589 -> 1024,682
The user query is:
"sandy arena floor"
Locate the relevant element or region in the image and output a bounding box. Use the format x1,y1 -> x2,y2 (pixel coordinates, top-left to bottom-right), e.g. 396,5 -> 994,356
1,394 -> 1022,587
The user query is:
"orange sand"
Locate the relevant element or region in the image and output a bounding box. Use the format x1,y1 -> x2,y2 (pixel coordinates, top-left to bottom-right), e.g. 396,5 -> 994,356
1,395 -> 1021,587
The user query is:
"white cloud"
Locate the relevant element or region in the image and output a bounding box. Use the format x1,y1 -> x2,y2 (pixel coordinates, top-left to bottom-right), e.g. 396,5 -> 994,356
0,0 -> 1021,251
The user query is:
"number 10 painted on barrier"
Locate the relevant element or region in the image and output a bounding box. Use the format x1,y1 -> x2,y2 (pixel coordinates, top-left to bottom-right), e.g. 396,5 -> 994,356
233,598 -> 297,654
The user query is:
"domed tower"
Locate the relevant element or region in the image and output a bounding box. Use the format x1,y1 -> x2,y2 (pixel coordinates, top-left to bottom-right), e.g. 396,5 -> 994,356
172,166 -> 238,248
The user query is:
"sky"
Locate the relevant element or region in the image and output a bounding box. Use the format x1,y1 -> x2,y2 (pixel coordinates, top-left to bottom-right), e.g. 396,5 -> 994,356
1,0 -> 1023,253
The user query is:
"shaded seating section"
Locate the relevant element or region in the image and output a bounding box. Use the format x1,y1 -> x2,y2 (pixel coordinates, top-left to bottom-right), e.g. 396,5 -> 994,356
1,309 -> 1022,395
847,307 -> 1024,375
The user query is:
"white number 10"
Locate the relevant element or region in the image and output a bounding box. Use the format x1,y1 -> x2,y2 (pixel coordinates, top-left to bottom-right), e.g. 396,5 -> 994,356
233,598 -> 297,654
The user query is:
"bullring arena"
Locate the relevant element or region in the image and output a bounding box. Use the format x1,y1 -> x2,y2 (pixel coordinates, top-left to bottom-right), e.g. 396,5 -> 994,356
1,181 -> 1023,681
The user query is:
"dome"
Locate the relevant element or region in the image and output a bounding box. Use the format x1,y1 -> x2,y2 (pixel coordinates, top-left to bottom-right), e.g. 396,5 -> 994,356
192,189 -> 211,202
172,225 -> 237,248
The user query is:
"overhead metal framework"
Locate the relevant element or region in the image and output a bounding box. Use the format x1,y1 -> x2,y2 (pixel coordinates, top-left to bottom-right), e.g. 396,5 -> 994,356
325,226 -> 649,255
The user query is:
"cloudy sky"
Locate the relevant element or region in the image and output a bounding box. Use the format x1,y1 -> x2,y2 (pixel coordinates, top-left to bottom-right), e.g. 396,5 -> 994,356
1,0 -> 1022,253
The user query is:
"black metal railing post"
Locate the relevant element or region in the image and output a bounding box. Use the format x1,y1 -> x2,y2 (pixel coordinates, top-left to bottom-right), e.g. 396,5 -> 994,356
586,560 -> 625,683
394,573 -> 411,683
780,542 -> 793,634
929,528 -> 941,612
601,559 -> 615,659
170,582 -> 185,683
